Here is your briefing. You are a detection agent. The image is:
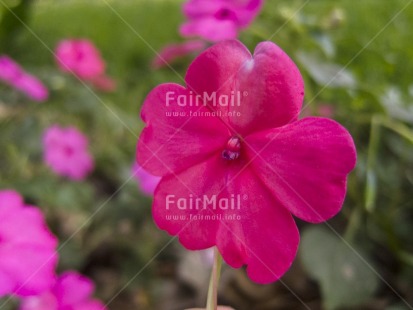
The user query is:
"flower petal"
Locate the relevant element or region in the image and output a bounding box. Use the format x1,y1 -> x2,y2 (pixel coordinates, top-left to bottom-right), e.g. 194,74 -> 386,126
54,272 -> 94,306
76,300 -> 107,310
0,207 -> 58,247
246,117 -> 357,223
0,189 -> 23,215
15,74 -> 49,102
0,244 -> 58,296
19,293 -> 58,310
137,83 -> 228,176
185,40 -> 304,135
153,154 -> 299,283
152,155 -> 227,249
235,0 -> 264,27
184,40 -> 251,121
183,0 -> 223,18
231,41 -> 304,134
0,270 -> 14,297
215,167 -> 299,284
180,18 -> 238,42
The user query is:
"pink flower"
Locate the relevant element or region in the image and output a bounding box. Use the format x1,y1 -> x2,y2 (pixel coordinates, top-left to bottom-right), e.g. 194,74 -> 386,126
0,190 -> 58,297
55,39 -> 106,80
152,40 -> 207,69
132,163 -> 161,195
14,74 -> 49,102
0,55 -> 22,82
180,0 -> 263,42
43,125 -> 94,181
0,55 -> 49,102
19,271 -> 106,310
137,40 -> 356,284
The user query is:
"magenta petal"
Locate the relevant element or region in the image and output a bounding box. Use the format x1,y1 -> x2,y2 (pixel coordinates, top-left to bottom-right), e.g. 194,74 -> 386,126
74,300 -> 107,310
0,244 -> 58,296
19,272 -> 106,310
0,55 -> 23,82
152,155 -> 227,250
231,41 -> 304,134
183,0 -> 223,18
215,168 -> 299,284
180,18 -> 238,42
137,83 -> 228,176
153,155 -> 299,283
246,117 -> 357,223
19,293 -> 58,310
15,74 -> 49,102
235,0 -> 264,27
0,270 -> 14,296
0,191 -> 58,297
185,40 -> 304,134
0,189 -> 23,212
132,163 -> 161,195
0,207 -> 57,246
185,40 -> 251,119
54,272 -> 94,307
180,0 -> 263,41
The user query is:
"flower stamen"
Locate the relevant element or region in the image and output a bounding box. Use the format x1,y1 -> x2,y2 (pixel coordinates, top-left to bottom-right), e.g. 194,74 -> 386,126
222,136 -> 241,160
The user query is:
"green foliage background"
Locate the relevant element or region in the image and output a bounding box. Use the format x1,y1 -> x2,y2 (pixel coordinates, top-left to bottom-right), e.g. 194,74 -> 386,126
1,0 -> 413,309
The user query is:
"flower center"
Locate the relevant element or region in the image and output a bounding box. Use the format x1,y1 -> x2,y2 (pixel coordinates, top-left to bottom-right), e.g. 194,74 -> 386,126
63,146 -> 74,157
214,8 -> 237,21
222,136 -> 241,160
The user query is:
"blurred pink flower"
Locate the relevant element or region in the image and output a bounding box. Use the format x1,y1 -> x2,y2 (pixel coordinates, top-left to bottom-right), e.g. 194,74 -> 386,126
152,40 -> 207,69
137,40 -> 356,284
0,55 -> 22,82
0,55 -> 49,102
55,39 -> 105,80
0,189 -> 58,297
43,125 -> 94,181
19,271 -> 106,310
132,163 -> 161,195
14,74 -> 49,102
180,0 -> 263,42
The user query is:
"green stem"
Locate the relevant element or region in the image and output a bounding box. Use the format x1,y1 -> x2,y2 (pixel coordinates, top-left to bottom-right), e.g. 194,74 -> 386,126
206,247 -> 223,310
344,206 -> 362,242
364,115 -> 381,213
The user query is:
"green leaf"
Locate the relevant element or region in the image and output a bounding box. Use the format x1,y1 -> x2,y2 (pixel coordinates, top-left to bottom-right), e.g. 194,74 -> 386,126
300,226 -> 379,310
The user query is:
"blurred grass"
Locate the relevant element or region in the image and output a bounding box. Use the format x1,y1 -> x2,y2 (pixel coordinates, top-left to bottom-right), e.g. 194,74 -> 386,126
1,0 -> 413,309
6,0 -> 413,120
